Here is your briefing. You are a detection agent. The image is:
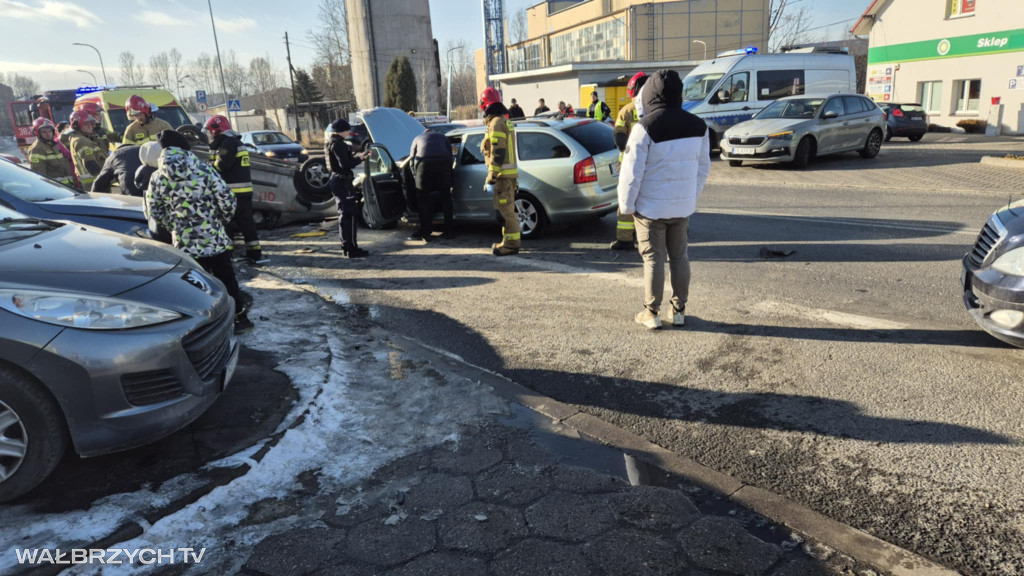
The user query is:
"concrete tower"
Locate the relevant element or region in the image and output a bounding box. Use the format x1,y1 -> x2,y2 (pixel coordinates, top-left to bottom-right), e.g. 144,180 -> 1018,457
346,0 -> 442,112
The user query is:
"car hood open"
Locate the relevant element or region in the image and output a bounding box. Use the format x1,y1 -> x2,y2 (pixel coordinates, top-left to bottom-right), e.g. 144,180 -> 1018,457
358,107 -> 425,161
36,193 -> 146,222
0,224 -> 181,297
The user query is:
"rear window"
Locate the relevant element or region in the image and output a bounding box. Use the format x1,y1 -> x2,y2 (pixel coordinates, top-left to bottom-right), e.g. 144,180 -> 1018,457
562,122 -> 615,155
517,132 -> 571,161
898,104 -> 925,113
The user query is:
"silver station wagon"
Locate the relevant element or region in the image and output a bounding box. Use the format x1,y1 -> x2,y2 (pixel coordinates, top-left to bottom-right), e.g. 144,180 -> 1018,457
721,94 -> 886,169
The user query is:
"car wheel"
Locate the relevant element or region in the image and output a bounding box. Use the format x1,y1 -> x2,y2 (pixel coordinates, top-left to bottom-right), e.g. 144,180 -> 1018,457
908,134 -> 924,142
860,129 -> 883,159
175,124 -> 208,147
708,131 -> 720,157
728,160 -> 743,167
0,365 -> 67,503
791,137 -> 813,169
884,129 -> 893,142
515,192 -> 547,238
294,158 -> 333,204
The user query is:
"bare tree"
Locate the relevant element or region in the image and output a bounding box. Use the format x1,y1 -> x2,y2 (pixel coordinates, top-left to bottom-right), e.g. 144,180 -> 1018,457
307,0 -> 354,102
1,73 -> 41,99
118,51 -> 146,85
222,50 -> 249,98
440,40 -> 476,113
769,0 -> 813,52
509,8 -> 527,45
189,52 -> 219,104
149,52 -> 172,88
168,48 -> 185,93
249,56 -> 285,128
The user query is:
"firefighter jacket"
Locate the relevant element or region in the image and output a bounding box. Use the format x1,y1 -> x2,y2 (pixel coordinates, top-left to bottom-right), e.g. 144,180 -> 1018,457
27,138 -> 75,186
67,131 -> 106,189
210,131 -> 253,194
588,100 -> 611,122
145,147 -> 236,258
123,116 -> 173,145
613,101 -> 639,153
481,113 -> 517,183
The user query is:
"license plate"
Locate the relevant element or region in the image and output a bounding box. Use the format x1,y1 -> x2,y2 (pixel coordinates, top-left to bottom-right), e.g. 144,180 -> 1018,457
910,116 -> 924,120
610,162 -> 620,177
222,343 -> 239,392
732,148 -> 756,155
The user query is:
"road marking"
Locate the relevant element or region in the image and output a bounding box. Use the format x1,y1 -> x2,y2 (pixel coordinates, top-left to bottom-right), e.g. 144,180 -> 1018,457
700,208 -> 977,237
751,301 -> 908,330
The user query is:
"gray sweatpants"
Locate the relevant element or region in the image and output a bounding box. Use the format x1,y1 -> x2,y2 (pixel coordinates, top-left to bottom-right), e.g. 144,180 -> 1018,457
634,213 -> 690,313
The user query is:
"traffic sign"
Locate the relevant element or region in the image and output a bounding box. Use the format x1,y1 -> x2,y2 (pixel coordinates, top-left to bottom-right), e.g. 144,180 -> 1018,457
228,99 -> 241,112
195,90 -> 207,103
197,102 -> 209,112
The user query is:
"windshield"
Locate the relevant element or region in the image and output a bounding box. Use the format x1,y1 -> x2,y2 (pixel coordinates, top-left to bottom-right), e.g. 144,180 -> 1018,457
0,160 -> 78,202
108,107 -> 193,136
755,98 -> 826,120
683,73 -> 725,102
252,132 -> 294,145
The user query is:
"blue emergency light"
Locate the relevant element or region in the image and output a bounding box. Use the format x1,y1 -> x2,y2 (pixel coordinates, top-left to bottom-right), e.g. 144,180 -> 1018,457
717,47 -> 759,58
74,86 -> 105,98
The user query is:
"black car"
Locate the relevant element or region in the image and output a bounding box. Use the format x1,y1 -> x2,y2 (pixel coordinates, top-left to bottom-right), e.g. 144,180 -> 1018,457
881,103 -> 927,142
0,160 -> 148,237
962,200 -> 1024,348
344,123 -> 372,152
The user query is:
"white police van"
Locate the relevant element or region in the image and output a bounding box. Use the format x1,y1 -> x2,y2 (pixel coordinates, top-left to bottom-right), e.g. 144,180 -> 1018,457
681,48 -> 857,150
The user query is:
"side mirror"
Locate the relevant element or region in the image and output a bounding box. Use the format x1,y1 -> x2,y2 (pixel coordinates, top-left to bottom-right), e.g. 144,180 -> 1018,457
823,110 -> 839,119
716,90 -> 731,104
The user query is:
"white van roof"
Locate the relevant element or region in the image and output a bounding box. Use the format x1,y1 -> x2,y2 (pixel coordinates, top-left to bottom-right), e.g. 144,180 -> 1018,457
688,53 -> 855,77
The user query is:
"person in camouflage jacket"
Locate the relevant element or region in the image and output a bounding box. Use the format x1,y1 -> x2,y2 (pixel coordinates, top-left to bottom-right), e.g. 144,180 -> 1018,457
145,130 -> 253,333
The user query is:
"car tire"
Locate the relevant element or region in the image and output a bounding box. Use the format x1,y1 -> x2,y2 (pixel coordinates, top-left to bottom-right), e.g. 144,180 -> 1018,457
791,137 -> 813,169
175,124 -> 208,147
908,134 -> 924,142
708,131 -> 720,157
859,129 -> 883,159
0,364 -> 68,503
294,157 -> 333,204
884,129 -> 893,142
515,191 -> 547,239
728,160 -> 743,167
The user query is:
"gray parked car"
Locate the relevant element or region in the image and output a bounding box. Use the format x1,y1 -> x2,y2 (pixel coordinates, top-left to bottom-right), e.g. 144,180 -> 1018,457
721,94 -> 886,169
0,206 -> 238,502
358,118 -> 620,237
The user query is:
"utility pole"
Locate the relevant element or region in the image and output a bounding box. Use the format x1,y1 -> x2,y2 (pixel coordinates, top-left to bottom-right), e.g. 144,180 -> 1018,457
207,0 -> 233,126
285,32 -> 302,142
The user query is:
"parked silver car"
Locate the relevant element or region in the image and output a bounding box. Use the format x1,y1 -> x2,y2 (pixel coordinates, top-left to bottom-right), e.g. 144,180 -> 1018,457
359,118 -> 620,237
0,206 -> 237,502
721,94 -> 886,169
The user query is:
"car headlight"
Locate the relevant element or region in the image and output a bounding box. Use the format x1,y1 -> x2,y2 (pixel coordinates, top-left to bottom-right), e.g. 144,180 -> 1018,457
300,148 -> 309,155
768,131 -> 794,141
0,290 -> 182,329
992,247 -> 1024,276
264,151 -> 277,157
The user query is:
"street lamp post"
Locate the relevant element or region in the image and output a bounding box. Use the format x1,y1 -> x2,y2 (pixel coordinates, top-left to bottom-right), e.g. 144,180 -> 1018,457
207,0 -> 233,127
77,70 -> 98,85
72,43 -> 108,85
692,40 -> 707,61
445,44 -> 464,122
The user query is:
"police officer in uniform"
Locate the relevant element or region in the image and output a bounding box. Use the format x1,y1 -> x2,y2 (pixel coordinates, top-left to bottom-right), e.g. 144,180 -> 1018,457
325,119 -> 370,257
26,118 -> 75,187
588,90 -> 611,123
610,72 -> 648,250
479,87 -> 520,257
204,115 -> 265,264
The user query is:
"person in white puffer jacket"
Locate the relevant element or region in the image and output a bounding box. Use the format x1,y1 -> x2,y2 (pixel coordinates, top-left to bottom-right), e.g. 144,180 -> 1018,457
617,69 -> 711,330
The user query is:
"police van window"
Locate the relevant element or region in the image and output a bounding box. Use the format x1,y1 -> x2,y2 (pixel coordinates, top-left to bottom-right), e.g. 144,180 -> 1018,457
757,70 -> 806,100
719,72 -> 750,102
822,97 -> 846,117
842,96 -> 867,115
461,134 -> 486,165
517,132 -> 571,161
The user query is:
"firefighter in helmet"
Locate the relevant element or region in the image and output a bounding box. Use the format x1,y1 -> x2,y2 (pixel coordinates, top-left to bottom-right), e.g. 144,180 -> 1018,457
204,115 -> 265,264
26,118 -> 75,187
66,110 -> 107,190
610,71 -> 649,251
77,101 -> 112,156
480,87 -> 520,256
122,95 -> 173,145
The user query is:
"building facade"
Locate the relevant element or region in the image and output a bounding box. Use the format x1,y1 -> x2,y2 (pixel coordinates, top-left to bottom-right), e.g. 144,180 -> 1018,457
853,0 -> 1024,134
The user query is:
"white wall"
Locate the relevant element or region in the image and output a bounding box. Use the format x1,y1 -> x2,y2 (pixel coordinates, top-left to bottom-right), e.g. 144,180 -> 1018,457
498,77 -> 582,115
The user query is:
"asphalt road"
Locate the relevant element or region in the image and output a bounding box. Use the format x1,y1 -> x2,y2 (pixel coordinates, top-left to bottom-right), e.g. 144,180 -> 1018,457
262,140 -> 1024,576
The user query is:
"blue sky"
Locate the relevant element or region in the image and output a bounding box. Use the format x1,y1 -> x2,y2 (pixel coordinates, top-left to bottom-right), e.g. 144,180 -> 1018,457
1,0 -> 867,91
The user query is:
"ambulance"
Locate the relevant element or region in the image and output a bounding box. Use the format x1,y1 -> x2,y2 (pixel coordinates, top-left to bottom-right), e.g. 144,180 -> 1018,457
74,87 -> 194,145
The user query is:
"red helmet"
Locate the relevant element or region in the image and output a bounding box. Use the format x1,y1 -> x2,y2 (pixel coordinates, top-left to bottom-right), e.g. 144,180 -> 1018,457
32,117 -> 56,139
627,72 -> 649,99
70,109 -> 96,131
78,101 -> 103,123
125,95 -> 152,117
203,115 -> 231,137
479,87 -> 502,111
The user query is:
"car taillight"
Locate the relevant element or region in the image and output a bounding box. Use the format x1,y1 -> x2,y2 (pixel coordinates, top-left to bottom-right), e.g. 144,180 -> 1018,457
892,108 -> 904,118
574,157 -> 598,184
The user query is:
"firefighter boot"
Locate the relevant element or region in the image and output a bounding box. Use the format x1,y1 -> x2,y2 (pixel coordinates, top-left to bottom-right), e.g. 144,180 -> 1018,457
492,180 -> 521,256
246,242 -> 269,265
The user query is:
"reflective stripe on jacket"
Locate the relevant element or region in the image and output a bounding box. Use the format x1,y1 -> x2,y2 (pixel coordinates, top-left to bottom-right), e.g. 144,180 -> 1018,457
68,131 -> 105,187
122,117 -> 173,145
210,132 -> 253,194
27,139 -> 75,184
589,100 -> 611,122
482,115 -> 517,181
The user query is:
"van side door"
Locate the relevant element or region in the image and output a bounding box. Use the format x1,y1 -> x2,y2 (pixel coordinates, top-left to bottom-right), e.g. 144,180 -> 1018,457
706,72 -> 754,133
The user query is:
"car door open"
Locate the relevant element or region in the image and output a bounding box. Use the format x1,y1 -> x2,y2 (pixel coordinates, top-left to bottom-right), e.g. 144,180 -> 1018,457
361,144 -> 406,229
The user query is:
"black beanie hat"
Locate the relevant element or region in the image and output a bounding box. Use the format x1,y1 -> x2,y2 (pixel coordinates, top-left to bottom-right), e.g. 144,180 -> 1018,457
330,118 -> 351,133
157,129 -> 191,151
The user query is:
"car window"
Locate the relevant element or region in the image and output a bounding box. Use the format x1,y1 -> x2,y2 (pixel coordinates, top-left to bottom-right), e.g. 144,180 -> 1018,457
517,132 -> 571,161
683,73 -> 725,102
899,104 -> 925,113
0,162 -> 78,202
367,145 -> 393,177
562,122 -> 615,155
755,98 -> 823,119
719,72 -> 750,103
461,134 -> 486,165
821,98 -> 845,118
842,96 -> 867,115
757,70 -> 805,100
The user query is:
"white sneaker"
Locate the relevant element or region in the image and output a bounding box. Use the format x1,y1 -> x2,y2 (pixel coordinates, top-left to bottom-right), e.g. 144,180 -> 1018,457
672,307 -> 686,327
635,309 -> 662,330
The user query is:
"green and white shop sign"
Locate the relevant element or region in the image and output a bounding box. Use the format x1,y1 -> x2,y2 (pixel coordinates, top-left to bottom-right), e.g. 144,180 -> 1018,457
868,28 -> 1024,64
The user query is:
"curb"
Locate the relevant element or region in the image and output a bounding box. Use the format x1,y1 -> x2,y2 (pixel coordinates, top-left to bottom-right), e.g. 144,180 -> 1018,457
389,333 -> 962,576
980,156 -> 1024,169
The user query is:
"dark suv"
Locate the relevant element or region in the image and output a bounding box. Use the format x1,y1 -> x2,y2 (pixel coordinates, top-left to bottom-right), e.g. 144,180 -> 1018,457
962,200 -> 1024,348
880,103 -> 927,142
